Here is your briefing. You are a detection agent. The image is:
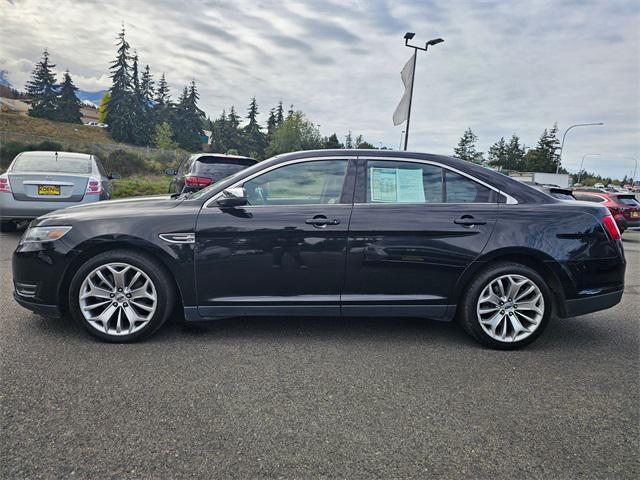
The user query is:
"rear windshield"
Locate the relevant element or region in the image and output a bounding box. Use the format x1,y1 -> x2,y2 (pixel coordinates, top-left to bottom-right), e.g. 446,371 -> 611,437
194,157 -> 255,179
616,195 -> 640,206
12,154 -> 92,174
550,190 -> 575,200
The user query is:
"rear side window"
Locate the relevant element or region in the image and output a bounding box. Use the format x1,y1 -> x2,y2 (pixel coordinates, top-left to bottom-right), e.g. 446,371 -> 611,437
365,160 -> 493,204
444,170 -> 491,203
12,154 -> 92,174
574,193 -> 605,203
194,157 -> 255,180
616,195 -> 640,206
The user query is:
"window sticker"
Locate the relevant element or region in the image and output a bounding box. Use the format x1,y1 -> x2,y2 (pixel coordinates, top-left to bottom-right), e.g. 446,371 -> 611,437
370,167 -> 425,203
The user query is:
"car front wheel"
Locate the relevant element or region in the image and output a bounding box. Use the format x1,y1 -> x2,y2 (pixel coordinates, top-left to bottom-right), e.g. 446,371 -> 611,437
68,250 -> 175,342
459,262 -> 552,349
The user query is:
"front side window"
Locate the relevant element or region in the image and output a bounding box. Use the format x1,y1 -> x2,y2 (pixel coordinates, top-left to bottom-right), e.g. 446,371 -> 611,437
243,160 -> 348,206
365,160 -> 492,204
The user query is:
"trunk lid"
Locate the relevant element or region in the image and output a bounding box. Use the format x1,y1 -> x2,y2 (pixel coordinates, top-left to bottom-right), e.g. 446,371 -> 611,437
8,173 -> 89,202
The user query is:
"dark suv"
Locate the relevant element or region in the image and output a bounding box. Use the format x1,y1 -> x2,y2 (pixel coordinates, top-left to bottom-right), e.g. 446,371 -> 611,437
167,154 -> 256,193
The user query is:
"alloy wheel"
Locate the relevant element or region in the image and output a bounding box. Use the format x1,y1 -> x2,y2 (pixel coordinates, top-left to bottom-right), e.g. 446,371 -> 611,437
476,274 -> 545,343
78,262 -> 157,336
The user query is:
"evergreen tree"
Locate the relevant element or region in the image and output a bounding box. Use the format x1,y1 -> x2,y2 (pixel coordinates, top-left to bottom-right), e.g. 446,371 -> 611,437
275,101 -> 284,126
522,124 -> 561,172
171,81 -> 205,151
345,131 -> 353,148
453,128 -> 484,163
242,97 -> 266,158
153,72 -> 171,125
287,104 -> 295,119
56,70 -> 82,123
505,134 -> 525,171
138,64 -> 155,145
130,52 -> 146,145
140,65 -> 154,105
266,108 -> 277,138
25,50 -> 59,120
155,72 -> 170,105
487,137 -> 507,168
105,27 -> 135,143
323,133 -> 343,149
210,109 -> 229,153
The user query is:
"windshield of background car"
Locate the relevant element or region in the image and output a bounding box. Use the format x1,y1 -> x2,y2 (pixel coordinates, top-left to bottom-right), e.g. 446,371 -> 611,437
194,158 -> 255,179
616,195 -> 640,206
12,154 -> 92,174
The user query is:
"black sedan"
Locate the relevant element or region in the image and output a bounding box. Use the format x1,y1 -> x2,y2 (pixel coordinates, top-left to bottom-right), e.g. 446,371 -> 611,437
12,150 -> 626,349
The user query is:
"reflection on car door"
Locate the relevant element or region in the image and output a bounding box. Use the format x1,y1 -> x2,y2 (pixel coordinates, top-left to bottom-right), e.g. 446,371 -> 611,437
343,158 -> 499,318
194,158 -> 356,317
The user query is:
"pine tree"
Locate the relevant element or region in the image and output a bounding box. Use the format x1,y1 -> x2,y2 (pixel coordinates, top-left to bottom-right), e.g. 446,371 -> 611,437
105,27 -> 135,143
324,133 -> 343,149
211,110 -> 229,153
138,64 -> 155,145
171,81 -> 205,151
505,134 -> 525,171
522,124 -> 561,172
487,137 -> 507,169
275,101 -> 284,126
242,97 -> 266,158
130,52 -> 146,145
56,70 -> 82,123
453,128 -> 484,163
25,50 -> 58,120
153,72 -> 171,125
266,108 -> 277,138
226,105 -> 241,152
287,104 -> 295,119
155,72 -> 170,105
345,131 -> 353,148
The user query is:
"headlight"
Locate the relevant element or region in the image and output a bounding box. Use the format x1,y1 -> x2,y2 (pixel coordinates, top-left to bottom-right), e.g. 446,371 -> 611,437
21,226 -> 73,243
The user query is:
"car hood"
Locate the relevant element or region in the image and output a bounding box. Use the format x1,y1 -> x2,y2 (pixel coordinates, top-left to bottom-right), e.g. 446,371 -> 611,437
34,195 -> 184,225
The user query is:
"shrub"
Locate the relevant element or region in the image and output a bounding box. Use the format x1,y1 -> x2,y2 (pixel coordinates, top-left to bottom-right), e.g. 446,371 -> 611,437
104,149 -> 147,176
0,140 -> 64,170
112,175 -> 171,198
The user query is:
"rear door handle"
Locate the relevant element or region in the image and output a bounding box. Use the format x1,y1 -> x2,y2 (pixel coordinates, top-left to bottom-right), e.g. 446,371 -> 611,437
454,215 -> 486,226
305,216 -> 340,227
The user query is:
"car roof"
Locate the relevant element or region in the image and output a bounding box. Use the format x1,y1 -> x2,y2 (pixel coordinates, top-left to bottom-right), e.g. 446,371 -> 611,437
190,153 -> 256,162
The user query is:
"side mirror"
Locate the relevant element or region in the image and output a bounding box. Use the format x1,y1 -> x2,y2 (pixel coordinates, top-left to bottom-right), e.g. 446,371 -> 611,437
216,187 -> 248,208
109,172 -> 121,180
164,168 -> 177,176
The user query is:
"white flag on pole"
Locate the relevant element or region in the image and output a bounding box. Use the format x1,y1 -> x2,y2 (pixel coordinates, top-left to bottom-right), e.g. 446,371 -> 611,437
393,52 -> 416,126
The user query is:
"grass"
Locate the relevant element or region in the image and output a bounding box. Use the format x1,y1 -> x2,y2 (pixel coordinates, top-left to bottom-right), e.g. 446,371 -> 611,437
112,175 -> 171,199
0,112 -> 118,144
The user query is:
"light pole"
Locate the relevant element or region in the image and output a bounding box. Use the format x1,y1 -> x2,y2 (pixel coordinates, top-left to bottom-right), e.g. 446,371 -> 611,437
625,157 -> 638,186
402,33 -> 443,151
577,154 -> 600,184
556,122 -> 604,173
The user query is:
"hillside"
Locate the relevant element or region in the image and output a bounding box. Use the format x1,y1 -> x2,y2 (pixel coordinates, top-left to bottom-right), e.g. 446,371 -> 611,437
0,112 -> 118,144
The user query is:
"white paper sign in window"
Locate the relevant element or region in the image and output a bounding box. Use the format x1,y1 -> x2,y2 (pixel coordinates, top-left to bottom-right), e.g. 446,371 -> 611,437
370,167 -> 425,203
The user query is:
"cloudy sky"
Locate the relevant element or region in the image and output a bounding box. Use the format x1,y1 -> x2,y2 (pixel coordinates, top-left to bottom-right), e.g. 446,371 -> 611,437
1,0 -> 639,179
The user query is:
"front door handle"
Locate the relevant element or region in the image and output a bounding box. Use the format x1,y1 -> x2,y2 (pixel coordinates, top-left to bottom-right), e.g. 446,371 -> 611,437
454,215 -> 486,226
305,216 -> 340,227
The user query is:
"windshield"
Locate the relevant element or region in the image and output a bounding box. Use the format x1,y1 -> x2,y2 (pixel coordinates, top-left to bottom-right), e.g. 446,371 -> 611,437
12,154 -> 92,174
550,191 -> 575,200
616,195 -> 640,206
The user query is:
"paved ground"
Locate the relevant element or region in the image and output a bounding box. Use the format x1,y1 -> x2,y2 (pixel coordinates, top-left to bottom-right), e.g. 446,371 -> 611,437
1,230 -> 638,479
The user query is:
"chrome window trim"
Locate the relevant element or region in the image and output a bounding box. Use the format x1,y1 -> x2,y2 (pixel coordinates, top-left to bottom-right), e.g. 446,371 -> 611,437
203,156 -> 353,208
203,155 -> 518,208
357,156 -> 518,205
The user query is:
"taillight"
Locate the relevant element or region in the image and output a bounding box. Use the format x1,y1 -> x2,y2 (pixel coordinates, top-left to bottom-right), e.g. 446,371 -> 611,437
185,175 -> 212,188
0,175 -> 11,193
602,215 -> 621,241
85,177 -> 103,195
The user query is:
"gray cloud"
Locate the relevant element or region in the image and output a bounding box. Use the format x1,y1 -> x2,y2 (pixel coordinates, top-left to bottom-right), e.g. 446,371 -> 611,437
0,0 -> 638,178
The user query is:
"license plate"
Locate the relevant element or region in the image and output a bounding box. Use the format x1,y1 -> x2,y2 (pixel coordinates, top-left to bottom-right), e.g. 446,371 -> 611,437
38,185 -> 60,195
632,211 -> 639,218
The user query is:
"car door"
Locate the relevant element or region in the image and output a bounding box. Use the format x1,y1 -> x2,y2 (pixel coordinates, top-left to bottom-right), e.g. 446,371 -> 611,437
194,157 -> 356,318
342,157 -> 499,318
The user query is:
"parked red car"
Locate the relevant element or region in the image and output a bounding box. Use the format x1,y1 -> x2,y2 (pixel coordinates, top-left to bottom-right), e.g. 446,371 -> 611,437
573,191 -> 640,233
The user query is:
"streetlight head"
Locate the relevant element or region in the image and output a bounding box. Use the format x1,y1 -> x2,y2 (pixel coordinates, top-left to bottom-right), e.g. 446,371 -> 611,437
404,32 -> 415,40
427,38 -> 444,46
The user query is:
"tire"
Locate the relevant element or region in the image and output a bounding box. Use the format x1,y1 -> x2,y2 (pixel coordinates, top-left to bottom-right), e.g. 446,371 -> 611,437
0,220 -> 17,233
68,249 -> 175,342
458,262 -> 552,350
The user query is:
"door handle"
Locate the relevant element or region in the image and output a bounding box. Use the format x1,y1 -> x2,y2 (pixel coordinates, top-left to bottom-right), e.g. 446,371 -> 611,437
305,216 -> 340,227
454,215 -> 486,226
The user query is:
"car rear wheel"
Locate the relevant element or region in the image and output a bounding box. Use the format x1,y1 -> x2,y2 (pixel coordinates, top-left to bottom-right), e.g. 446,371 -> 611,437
458,262 -> 552,349
68,250 -> 174,342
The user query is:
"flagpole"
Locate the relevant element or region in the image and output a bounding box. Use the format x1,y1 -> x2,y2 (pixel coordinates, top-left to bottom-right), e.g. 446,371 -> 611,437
399,34 -> 444,151
403,50 -> 417,151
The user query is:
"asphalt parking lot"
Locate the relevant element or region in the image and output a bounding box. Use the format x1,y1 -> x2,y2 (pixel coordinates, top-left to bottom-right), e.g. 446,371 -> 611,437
1,230 -> 638,479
